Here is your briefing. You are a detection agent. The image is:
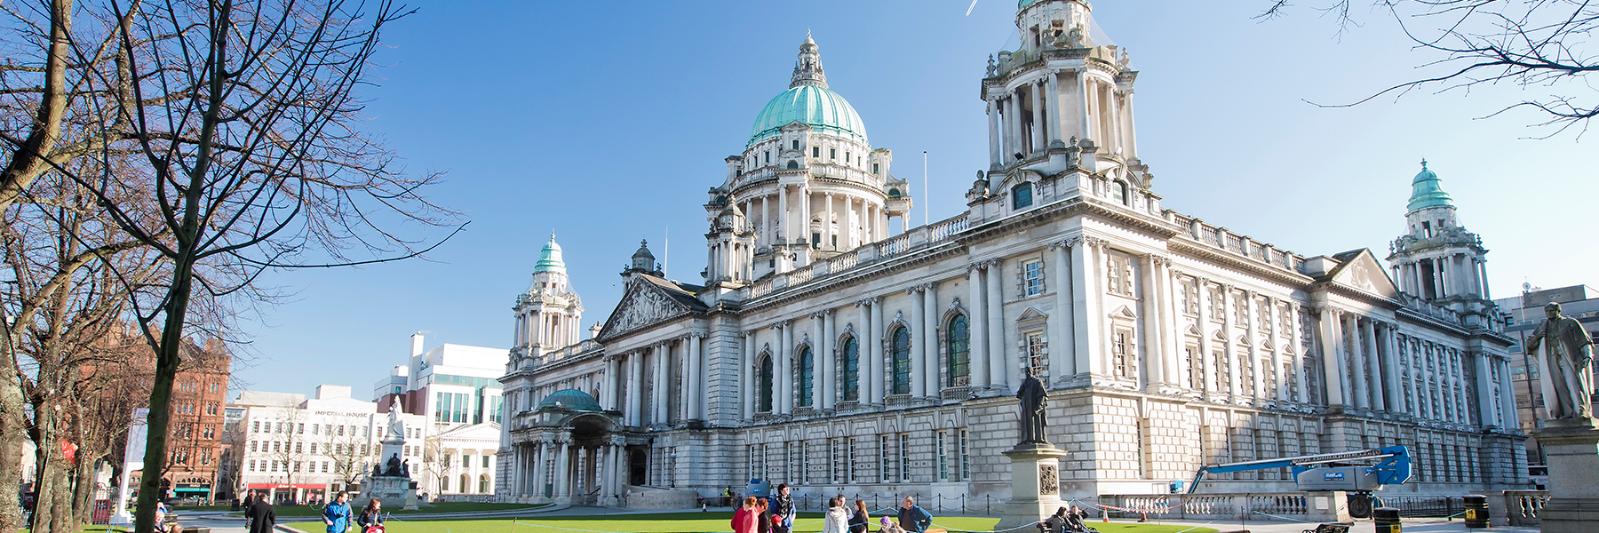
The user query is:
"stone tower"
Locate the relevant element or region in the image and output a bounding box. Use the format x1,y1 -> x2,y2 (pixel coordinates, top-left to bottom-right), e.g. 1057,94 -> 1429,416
513,233 -> 584,358
1388,160 -> 1494,327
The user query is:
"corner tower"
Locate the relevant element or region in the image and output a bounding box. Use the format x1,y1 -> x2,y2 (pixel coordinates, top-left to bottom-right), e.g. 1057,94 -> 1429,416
512,233 -> 584,358
708,34 -> 912,282
1388,161 -> 1494,326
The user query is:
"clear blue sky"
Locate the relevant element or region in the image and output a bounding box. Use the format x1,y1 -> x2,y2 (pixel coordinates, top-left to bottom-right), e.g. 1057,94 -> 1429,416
233,1 -> 1594,399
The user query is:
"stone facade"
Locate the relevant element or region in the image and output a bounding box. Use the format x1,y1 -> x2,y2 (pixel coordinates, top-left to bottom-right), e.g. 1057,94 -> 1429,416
496,0 -> 1529,506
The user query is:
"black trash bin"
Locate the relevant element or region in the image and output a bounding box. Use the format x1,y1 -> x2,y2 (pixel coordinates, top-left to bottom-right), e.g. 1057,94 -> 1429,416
1464,494 -> 1490,528
1374,507 -> 1402,533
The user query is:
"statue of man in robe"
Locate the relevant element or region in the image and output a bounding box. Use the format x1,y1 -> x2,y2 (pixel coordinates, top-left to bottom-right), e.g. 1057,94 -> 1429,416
1017,366 -> 1049,445
1528,302 -> 1596,421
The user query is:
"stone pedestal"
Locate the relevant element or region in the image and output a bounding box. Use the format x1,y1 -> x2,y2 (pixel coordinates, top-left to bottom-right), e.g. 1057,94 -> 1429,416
994,442 -> 1069,532
360,475 -> 419,511
1534,418 -> 1599,533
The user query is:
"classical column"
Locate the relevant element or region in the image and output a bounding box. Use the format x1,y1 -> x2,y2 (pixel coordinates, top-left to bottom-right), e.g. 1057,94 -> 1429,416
533,440 -> 549,498
610,436 -> 626,503
1045,71 -> 1061,144
575,447 -> 587,496
1363,319 -> 1384,411
1005,96 -> 1020,157
1289,304 -> 1309,403
1319,309 -> 1347,406
1072,239 -> 1102,377
968,265 -> 990,390
1159,260 -> 1182,388
922,283 -> 940,396
1140,255 -> 1167,389
812,315 -> 825,408
1220,287 -> 1240,398
986,260 -> 1008,388
1196,278 -> 1216,395
1382,323 -> 1404,413
743,332 -> 756,419
677,339 -> 690,422
822,310 -> 835,409
844,197 -> 857,249
1050,242 -> 1075,379
1265,298 -> 1285,400
857,300 -> 873,401
628,351 -> 643,426
777,185 -> 789,243
1497,358 -> 1519,428
1451,350 -> 1468,424
509,445 -> 523,498
910,286 -> 927,398
554,438 -> 570,498
654,342 -> 669,424
1473,351 -> 1496,428
596,445 -> 611,503
869,296 -> 886,402
779,323 -> 794,414
1077,72 -> 1093,140
824,193 -> 835,249
1346,316 -> 1369,410
688,333 -> 703,420
1243,292 -> 1262,398
987,98 -> 1001,167
1030,80 -> 1045,152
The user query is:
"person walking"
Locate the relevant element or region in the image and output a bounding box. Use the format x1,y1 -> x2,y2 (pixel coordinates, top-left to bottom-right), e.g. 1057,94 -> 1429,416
822,496 -> 851,533
769,483 -> 796,533
246,491 -> 277,533
356,498 -> 385,533
755,498 -> 772,533
322,491 -> 354,533
897,496 -> 933,533
731,496 -> 759,533
848,498 -> 870,533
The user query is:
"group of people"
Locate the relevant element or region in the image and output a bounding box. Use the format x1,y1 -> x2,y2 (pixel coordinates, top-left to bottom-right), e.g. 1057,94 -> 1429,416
728,484 -> 934,533
1036,506 -> 1094,533
239,490 -> 387,533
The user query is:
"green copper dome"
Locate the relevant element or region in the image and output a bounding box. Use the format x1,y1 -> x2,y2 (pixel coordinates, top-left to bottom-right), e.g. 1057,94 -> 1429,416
749,34 -> 868,146
537,388 -> 600,412
1407,160 -> 1454,212
533,233 -> 565,273
1019,0 -> 1042,7
748,84 -> 867,146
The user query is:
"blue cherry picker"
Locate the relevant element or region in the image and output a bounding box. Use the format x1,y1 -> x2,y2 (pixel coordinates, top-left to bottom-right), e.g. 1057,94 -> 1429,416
1185,445 -> 1414,518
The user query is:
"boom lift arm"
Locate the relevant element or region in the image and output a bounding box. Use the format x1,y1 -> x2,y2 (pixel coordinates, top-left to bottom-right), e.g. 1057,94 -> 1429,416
1186,445 -> 1413,495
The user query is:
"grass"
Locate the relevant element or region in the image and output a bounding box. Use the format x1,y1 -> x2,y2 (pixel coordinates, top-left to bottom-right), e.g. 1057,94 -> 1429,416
282,511 -> 1216,533
268,501 -> 545,518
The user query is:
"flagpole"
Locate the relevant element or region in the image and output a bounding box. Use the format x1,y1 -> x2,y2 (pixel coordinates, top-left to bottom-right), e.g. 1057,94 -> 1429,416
922,150 -> 929,226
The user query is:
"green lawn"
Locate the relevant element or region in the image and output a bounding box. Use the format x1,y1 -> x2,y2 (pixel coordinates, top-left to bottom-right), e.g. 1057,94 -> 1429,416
269,501 -> 546,518
283,511 -> 1214,533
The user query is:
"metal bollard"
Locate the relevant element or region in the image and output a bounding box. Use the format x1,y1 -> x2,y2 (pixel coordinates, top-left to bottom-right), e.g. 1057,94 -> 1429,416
1464,494 -> 1490,529
1373,507 -> 1401,533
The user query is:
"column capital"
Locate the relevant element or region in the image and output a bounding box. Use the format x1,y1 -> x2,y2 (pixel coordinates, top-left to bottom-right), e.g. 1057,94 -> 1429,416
609,435 -> 626,447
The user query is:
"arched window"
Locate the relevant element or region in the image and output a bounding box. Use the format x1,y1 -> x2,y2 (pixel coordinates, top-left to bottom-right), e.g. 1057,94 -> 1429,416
1012,182 -> 1034,209
841,337 -> 859,402
797,346 -> 814,408
786,160 -> 799,170
946,313 -> 970,387
479,474 -> 490,494
1113,181 -> 1129,205
460,474 -> 470,494
891,327 -> 912,395
758,353 -> 775,413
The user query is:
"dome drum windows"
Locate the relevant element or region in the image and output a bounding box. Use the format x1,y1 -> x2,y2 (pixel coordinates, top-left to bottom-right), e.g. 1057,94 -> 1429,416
1012,182 -> 1034,209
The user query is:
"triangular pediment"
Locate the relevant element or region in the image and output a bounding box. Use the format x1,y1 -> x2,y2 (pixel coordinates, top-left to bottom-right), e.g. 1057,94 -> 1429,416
597,275 -> 699,340
1327,249 -> 1399,300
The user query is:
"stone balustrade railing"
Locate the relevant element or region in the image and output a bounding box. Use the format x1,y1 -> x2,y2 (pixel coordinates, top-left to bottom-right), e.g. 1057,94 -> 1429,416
1099,493 -> 1317,521
1504,490 -> 1549,526
746,212 -> 969,300
1168,212 -> 1306,274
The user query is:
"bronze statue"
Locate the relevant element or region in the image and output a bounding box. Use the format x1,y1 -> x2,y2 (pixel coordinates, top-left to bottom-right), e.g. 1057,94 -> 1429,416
384,453 -> 401,476
1528,302 -> 1596,421
1018,367 -> 1049,445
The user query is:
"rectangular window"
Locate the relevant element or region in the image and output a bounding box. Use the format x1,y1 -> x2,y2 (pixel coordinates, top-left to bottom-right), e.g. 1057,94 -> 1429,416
812,147 -> 820,158
879,435 -> 892,483
846,438 -> 856,483
1233,290 -> 1249,325
1187,344 -> 1204,390
1181,277 -> 1200,317
250,441 -> 258,452
1026,332 -> 1048,377
1106,254 -> 1133,296
936,431 -> 948,481
1023,260 -> 1045,296
1112,328 -> 1135,378
958,430 -> 970,481
1208,284 -> 1225,323
252,420 -> 260,433
830,148 -> 836,159
830,438 -> 842,483
898,434 -> 910,483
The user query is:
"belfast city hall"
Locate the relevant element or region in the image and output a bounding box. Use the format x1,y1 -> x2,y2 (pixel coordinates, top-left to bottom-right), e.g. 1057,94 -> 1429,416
493,0 -> 1527,509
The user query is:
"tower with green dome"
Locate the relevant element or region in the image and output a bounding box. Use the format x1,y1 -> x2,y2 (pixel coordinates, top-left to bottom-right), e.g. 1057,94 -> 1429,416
1388,160 -> 1494,325
707,33 -> 912,283
513,233 -> 586,358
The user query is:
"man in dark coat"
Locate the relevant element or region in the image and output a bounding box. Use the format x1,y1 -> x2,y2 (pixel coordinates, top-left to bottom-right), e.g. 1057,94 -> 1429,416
1017,366 -> 1049,445
246,491 -> 277,533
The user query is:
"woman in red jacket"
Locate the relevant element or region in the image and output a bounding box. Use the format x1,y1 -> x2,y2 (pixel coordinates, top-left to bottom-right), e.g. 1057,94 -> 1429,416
731,497 -> 759,533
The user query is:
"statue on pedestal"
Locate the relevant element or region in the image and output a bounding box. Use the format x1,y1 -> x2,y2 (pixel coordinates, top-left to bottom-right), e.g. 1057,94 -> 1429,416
1528,302 -> 1596,421
384,453 -> 401,476
1017,367 -> 1050,445
387,398 -> 407,439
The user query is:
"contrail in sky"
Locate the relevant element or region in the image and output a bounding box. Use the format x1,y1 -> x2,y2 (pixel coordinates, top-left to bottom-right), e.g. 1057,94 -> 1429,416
965,0 -> 979,16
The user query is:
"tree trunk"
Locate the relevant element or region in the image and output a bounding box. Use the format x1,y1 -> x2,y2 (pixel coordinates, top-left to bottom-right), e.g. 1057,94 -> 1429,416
0,340 -> 27,533
132,254 -> 197,533
48,461 -> 72,533
72,458 -> 99,527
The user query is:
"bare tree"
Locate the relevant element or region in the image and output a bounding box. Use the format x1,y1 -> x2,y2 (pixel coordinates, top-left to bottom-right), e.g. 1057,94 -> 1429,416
328,421 -> 373,493
419,436 -> 449,500
265,408 -> 308,504
16,1 -> 461,531
1261,0 -> 1599,137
